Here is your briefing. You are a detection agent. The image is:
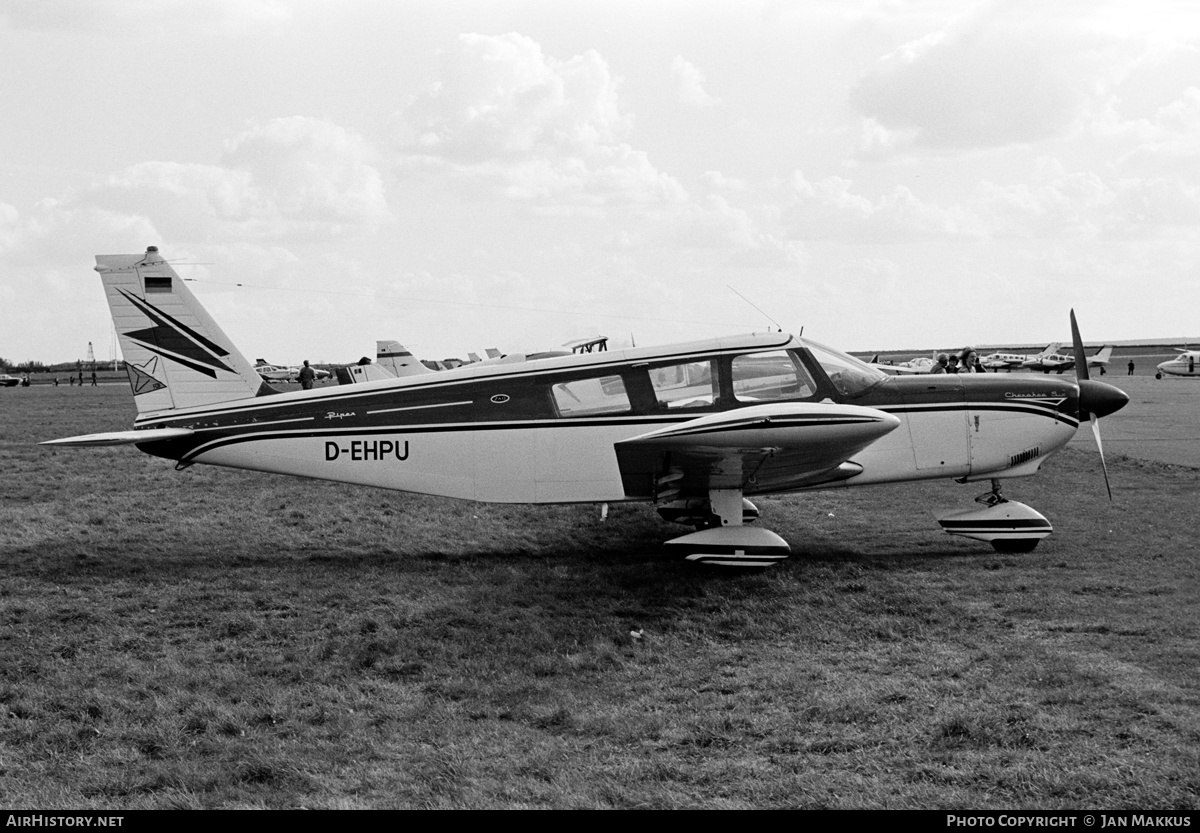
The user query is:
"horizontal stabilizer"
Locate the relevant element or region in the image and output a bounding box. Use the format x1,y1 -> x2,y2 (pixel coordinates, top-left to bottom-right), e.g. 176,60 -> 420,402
41,427 -> 195,448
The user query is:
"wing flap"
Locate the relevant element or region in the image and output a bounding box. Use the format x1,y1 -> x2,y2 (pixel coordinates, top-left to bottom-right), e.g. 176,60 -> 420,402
615,402 -> 898,498
41,427 -> 195,448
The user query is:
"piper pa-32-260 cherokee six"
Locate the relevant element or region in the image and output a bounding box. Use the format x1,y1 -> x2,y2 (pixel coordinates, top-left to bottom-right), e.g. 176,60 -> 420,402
43,248 -> 1129,567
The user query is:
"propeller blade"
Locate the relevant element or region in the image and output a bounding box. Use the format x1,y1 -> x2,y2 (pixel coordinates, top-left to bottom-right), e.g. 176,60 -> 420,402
1070,308 -> 1090,381
1089,413 -> 1112,501
1072,310 -> 1120,500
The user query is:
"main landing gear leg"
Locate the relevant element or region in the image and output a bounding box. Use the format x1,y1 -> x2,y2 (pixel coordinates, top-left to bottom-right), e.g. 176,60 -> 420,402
662,488 -> 791,568
936,478 -> 1052,554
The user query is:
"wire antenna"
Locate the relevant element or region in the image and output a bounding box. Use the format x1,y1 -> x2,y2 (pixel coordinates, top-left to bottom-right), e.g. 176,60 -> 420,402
727,285 -> 783,332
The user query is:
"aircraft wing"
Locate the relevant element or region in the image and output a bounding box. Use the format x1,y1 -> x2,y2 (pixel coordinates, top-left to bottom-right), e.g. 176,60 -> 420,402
41,427 -> 195,448
614,402 -> 900,498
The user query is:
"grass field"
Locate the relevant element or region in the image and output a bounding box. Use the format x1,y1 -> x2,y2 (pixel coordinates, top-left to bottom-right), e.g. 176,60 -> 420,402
1,385 -> 1197,809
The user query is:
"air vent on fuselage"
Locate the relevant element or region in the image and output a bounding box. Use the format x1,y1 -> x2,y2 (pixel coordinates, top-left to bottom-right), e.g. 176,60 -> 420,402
1010,447 -> 1040,468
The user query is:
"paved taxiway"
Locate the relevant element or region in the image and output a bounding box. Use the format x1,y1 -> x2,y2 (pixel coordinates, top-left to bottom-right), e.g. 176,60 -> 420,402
1066,375 -> 1200,468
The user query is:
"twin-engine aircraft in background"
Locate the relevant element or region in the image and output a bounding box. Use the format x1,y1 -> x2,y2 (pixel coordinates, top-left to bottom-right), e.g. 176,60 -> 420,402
1156,348 -> 1200,378
1023,344 -> 1113,374
981,343 -> 1061,372
43,248 -> 1129,567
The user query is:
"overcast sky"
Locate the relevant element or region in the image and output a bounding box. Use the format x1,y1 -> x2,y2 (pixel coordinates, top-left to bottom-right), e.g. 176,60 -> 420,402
3,0 -> 1199,366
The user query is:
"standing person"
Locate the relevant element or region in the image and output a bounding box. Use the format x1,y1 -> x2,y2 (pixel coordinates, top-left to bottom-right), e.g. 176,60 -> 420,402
90,370 -> 97,386
1128,359 -> 1135,375
930,353 -> 948,374
959,347 -> 985,373
297,360 -> 316,390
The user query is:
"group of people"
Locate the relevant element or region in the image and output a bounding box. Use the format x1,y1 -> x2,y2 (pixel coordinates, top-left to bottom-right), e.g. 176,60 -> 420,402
929,348 -> 986,374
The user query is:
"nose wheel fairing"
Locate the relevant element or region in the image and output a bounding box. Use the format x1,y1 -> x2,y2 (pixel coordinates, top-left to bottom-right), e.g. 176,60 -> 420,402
935,482 -> 1052,553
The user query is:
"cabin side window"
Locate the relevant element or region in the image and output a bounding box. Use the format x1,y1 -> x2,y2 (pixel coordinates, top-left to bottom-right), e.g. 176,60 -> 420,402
648,360 -> 717,409
731,350 -> 815,402
550,375 -> 631,416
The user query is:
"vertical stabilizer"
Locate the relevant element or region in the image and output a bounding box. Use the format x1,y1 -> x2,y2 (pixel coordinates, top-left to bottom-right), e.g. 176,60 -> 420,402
97,247 -> 267,414
376,340 -> 433,377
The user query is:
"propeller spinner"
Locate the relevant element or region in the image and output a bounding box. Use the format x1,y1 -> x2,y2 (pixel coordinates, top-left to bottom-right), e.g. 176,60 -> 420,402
1070,309 -> 1129,499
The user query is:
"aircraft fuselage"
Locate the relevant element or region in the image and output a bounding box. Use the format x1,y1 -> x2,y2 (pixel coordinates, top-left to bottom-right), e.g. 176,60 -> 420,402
130,334 -> 1092,504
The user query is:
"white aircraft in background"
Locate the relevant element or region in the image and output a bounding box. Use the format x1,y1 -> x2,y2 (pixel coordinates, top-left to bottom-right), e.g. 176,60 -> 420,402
343,337 -> 612,384
254,359 -> 330,383
981,343 -> 1061,372
1023,345 -> 1113,374
44,248 -> 1128,567
1156,348 -> 1200,378
867,355 -> 935,375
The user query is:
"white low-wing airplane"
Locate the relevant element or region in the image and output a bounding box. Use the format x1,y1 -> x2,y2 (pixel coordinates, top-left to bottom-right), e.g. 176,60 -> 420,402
867,355 -> 934,375
1023,344 -> 1113,374
43,249 -> 1129,567
1156,348 -> 1200,377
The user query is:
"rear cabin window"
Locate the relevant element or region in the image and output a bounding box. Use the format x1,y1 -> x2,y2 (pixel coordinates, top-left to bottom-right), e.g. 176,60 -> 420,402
731,351 -> 815,402
551,375 -> 631,416
649,360 -> 717,409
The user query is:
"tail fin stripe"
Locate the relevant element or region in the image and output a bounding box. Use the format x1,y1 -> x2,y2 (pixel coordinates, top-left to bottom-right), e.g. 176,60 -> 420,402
120,288 -> 231,358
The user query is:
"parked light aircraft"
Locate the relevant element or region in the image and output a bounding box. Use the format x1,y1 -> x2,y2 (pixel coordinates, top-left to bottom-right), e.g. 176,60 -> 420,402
43,249 -> 1129,567
867,355 -> 935,375
981,343 -> 1061,372
1023,345 -> 1113,374
254,359 -> 330,383
355,336 -> 611,382
1156,348 -> 1200,378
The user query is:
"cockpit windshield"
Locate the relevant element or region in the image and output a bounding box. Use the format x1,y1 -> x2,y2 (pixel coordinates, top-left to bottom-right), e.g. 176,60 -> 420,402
802,339 -> 888,398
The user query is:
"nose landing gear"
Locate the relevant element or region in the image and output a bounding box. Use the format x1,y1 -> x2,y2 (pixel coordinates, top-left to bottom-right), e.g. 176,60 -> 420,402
936,479 -> 1052,553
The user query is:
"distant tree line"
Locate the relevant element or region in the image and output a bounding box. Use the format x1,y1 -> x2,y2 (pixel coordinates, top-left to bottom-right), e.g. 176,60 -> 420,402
1,359 -> 126,373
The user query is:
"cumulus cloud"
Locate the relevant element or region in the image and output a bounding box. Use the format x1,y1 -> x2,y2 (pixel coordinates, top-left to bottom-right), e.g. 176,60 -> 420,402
668,194 -> 805,267
221,117 -> 391,233
701,171 -> 748,192
786,170 -> 982,240
671,56 -> 720,107
393,33 -> 687,212
851,11 -> 1090,151
1110,87 -> 1200,174
89,117 -> 390,241
979,163 -> 1200,239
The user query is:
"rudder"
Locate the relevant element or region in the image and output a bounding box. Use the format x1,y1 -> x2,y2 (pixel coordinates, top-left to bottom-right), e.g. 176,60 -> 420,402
97,247 -> 268,414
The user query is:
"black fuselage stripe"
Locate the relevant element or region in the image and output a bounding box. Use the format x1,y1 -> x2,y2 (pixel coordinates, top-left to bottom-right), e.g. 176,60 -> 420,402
171,401 -> 1074,463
